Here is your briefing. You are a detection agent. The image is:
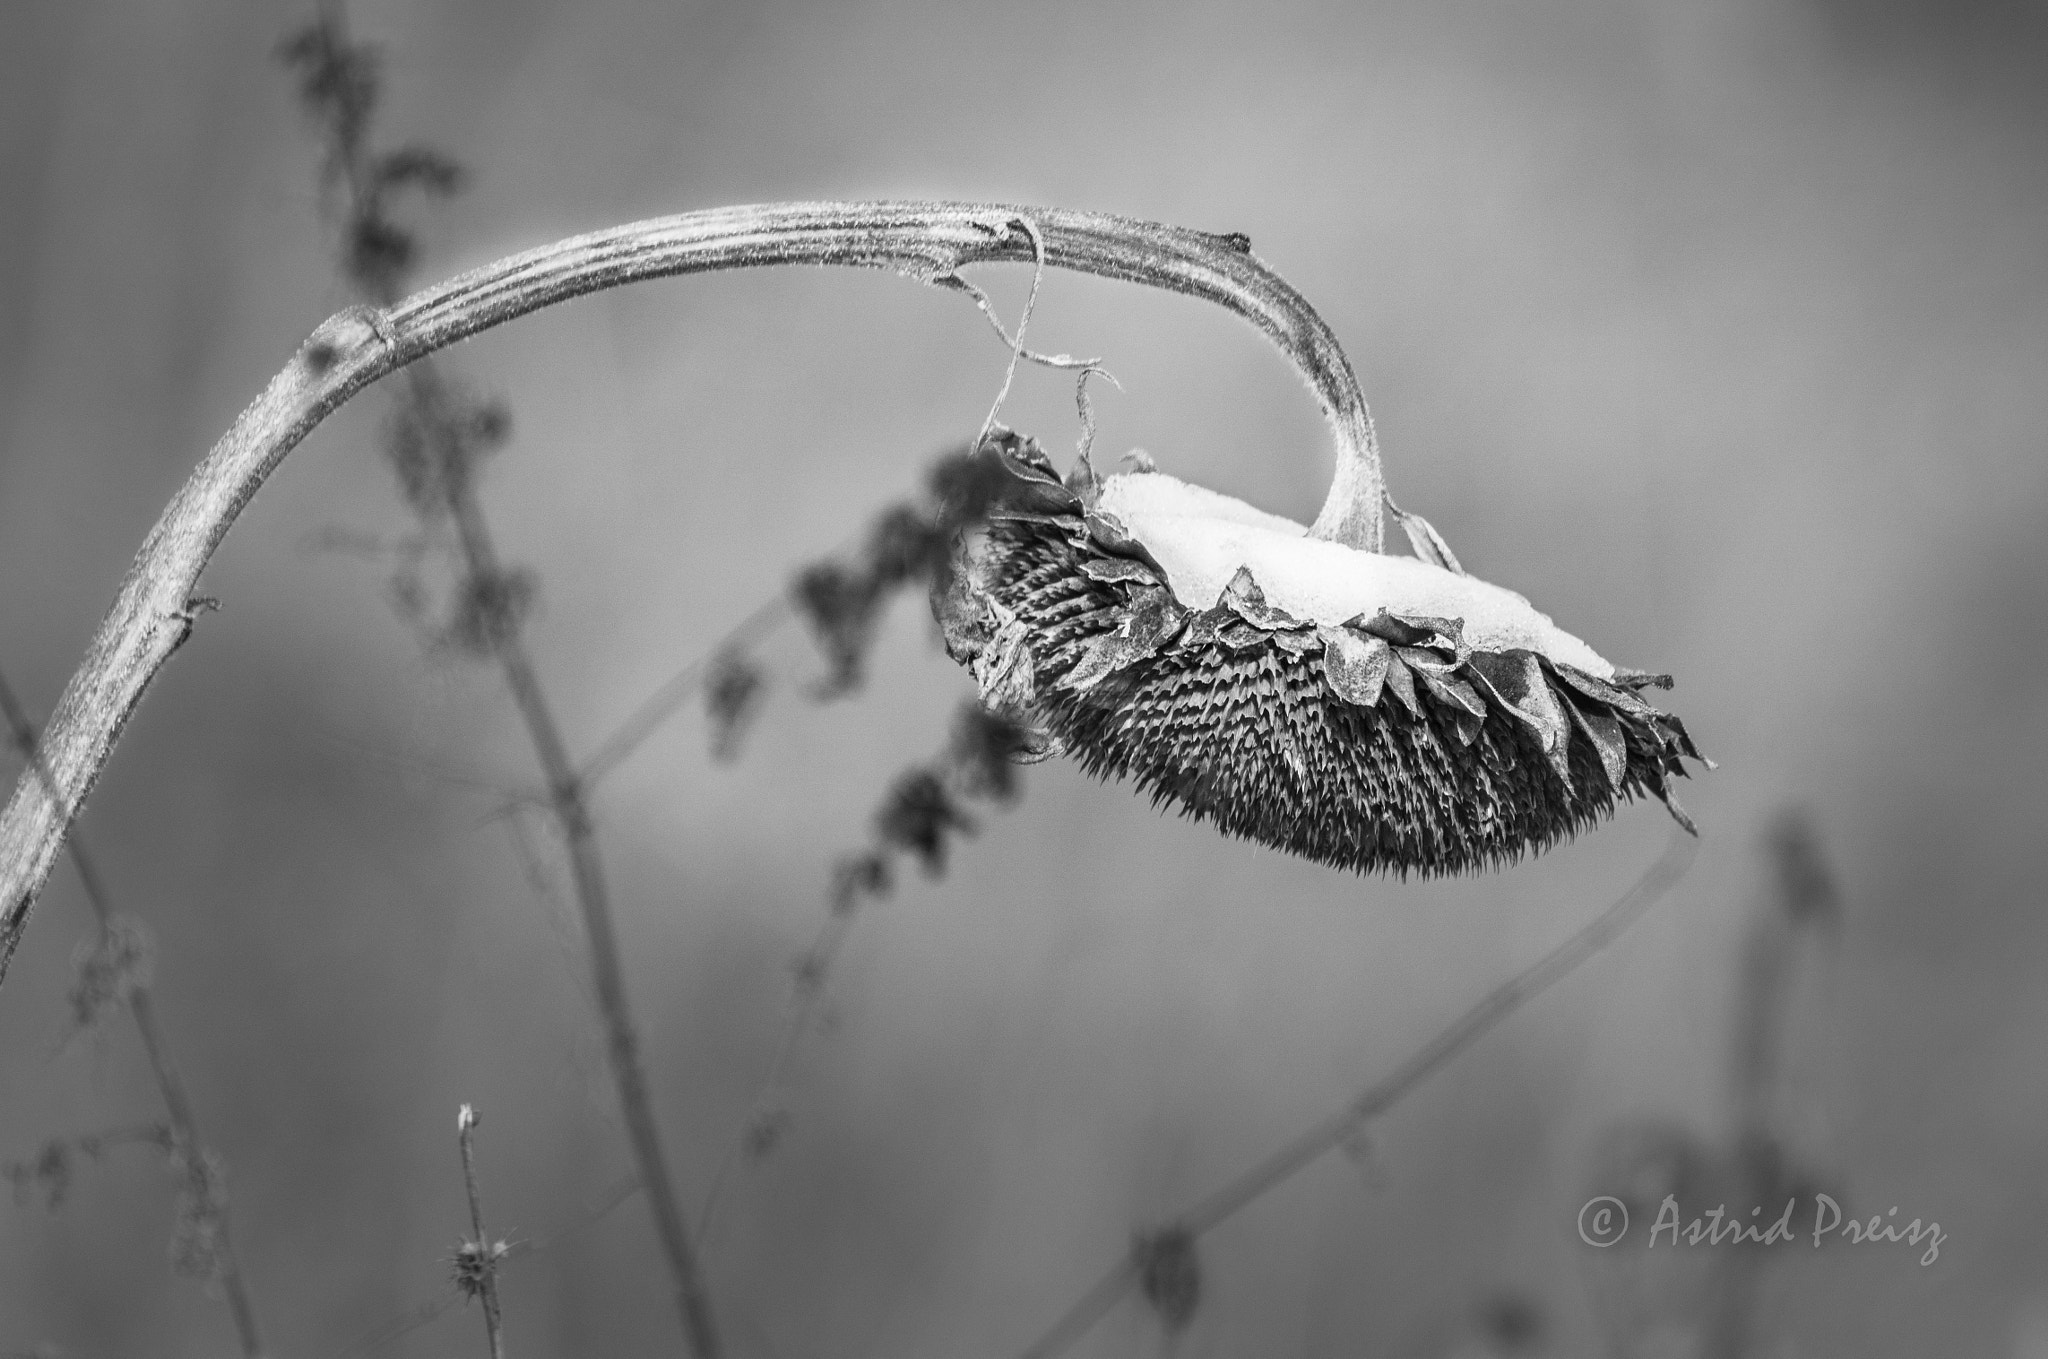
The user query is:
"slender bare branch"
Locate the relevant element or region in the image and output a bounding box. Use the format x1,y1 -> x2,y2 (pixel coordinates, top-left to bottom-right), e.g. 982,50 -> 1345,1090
0,671 -> 267,1359
1007,832 -> 1696,1359
0,199 -> 1382,985
578,595 -> 793,787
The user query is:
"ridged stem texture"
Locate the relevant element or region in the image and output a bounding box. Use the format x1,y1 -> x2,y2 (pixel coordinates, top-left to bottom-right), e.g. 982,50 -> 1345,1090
0,199 -> 1382,984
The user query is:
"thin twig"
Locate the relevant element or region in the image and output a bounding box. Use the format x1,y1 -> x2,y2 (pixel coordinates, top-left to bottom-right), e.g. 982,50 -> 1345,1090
334,1172 -> 642,1359
931,268 -> 1104,372
444,473 -> 723,1357
0,671 -> 267,1359
693,900 -> 858,1246
970,216 -> 1049,458
578,595 -> 794,787
455,1105 -> 508,1359
698,708 -> 1024,1244
281,10 -> 725,1348
0,198 -> 1383,981
1007,832 -> 1696,1359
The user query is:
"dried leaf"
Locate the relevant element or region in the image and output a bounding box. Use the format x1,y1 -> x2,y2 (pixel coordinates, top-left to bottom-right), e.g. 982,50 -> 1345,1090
1421,670 -> 1486,720
1396,645 -> 1456,676
1524,684 -> 1576,786
5,1138 -> 74,1210
1123,586 -> 1185,653
1179,605 -> 1231,649
1766,812 -> 1839,926
1352,610 -> 1436,648
371,145 -> 465,198
989,429 -> 1062,486
1382,652 -> 1423,716
742,1106 -> 791,1162
928,444 -> 1019,528
988,432 -> 1083,516
947,703 -> 1036,801
1132,1226 -> 1201,1335
1613,668 -> 1675,691
971,605 -> 1037,716
1656,784 -> 1699,836
1387,499 -> 1466,575
876,769 -> 975,875
1394,614 -> 1467,657
1566,696 -> 1628,790
1082,510 -> 1168,577
69,918 -> 153,1035
169,1143 -> 231,1285
932,542 -> 996,666
793,562 -> 882,696
1452,706 -> 1486,746
1081,556 -> 1160,587
1219,565 -> 1304,631
1656,712 -> 1710,765
1467,651 -> 1572,780
829,853 -> 892,915
1216,619 -> 1269,651
443,566 -> 535,656
1466,659 -> 1556,765
704,653 -> 767,763
865,504 -> 947,588
1061,629 -> 1153,692
1320,628 -> 1391,708
1548,662 -> 1629,707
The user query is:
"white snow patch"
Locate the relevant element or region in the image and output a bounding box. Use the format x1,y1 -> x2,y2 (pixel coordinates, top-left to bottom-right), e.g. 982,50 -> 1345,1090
1096,473 -> 1616,678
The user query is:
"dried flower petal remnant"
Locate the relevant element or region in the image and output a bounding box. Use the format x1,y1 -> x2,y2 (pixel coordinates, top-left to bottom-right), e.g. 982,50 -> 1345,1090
937,437 -> 1707,877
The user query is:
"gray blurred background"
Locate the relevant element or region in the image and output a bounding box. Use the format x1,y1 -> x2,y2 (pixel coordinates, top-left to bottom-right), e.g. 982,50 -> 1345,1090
3,0 -> 2046,1354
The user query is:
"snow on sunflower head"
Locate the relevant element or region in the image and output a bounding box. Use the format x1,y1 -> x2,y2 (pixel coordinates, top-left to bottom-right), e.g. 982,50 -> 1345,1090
934,432 -> 1708,878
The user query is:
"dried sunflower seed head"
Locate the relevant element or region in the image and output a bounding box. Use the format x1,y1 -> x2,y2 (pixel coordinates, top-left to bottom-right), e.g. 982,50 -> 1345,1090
934,441 -> 1708,877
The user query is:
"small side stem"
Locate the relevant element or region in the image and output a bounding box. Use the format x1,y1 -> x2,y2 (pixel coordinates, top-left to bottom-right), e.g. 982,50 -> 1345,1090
456,1105 -> 507,1359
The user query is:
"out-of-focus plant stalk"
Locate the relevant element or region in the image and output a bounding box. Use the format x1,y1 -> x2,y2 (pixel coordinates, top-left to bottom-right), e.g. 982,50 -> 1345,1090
0,671 -> 267,1359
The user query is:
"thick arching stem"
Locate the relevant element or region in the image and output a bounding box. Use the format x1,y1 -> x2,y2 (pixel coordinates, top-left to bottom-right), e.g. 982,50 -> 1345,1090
0,199 -> 1383,985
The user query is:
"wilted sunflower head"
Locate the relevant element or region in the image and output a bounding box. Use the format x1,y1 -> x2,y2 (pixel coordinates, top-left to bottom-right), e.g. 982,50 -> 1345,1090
934,433 -> 1708,877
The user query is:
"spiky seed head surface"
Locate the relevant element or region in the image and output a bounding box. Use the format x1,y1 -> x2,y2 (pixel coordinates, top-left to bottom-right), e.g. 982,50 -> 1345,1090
934,435 -> 1708,878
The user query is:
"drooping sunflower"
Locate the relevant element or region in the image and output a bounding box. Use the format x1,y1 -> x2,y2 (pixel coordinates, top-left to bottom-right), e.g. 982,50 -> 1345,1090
935,433 -> 1707,877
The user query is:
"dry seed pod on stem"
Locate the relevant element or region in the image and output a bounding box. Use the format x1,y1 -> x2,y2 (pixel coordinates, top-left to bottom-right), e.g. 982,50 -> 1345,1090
1,199 -> 1704,978
935,434 -> 1708,875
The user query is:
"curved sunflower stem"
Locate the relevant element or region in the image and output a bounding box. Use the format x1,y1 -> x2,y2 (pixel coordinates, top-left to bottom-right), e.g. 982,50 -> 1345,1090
0,199 -> 1384,984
